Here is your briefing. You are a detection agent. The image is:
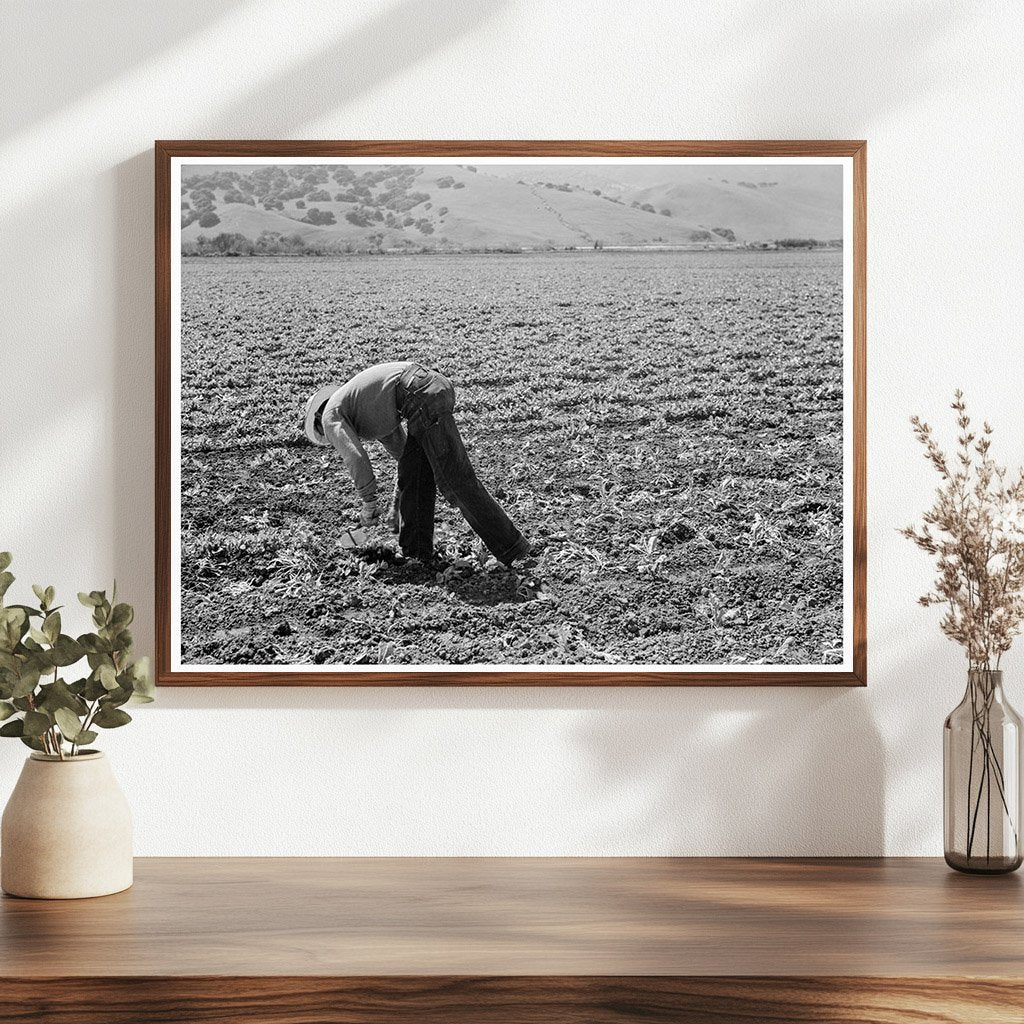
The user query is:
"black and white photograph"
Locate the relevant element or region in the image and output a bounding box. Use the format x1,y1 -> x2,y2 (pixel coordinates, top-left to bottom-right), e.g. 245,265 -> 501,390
165,149 -> 858,679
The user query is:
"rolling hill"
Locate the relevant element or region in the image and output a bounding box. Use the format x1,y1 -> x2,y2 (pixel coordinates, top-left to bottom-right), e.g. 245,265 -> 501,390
180,162 -> 842,253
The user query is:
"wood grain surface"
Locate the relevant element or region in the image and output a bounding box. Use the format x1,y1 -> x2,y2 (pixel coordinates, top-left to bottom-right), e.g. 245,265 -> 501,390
2,857 -> 1021,1023
0,976 -> 1022,1024
3,856 -> 1022,977
155,138 -> 867,687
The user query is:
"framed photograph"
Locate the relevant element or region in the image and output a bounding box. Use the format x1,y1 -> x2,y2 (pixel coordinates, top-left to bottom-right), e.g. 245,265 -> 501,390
156,140 -> 865,686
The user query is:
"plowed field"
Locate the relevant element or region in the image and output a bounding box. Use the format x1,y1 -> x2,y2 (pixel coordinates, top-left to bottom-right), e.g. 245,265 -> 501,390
178,250 -> 845,667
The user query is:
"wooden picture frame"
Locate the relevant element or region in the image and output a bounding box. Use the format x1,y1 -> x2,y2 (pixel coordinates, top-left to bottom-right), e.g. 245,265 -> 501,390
156,140 -> 866,686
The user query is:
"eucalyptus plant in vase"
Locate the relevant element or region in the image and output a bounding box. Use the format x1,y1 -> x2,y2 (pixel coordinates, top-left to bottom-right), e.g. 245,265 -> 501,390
0,552 -> 153,898
903,393 -> 1024,873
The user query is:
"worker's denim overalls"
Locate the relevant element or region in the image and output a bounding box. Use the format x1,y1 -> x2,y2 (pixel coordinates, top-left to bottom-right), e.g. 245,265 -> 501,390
396,364 -> 529,565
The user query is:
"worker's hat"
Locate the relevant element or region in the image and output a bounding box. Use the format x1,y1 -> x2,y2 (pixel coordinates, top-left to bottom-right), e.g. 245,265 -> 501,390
303,384 -> 341,447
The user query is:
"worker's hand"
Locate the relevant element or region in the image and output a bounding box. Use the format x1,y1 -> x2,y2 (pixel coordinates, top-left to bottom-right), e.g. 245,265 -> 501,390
359,501 -> 380,527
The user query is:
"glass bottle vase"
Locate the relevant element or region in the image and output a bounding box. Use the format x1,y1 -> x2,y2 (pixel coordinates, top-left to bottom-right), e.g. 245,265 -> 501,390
944,669 -> 1023,873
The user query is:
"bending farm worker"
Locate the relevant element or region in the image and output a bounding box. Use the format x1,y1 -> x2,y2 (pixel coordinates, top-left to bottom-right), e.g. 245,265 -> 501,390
304,362 -> 531,566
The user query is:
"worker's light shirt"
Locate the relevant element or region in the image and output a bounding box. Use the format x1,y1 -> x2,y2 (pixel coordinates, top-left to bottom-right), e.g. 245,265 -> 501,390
322,362 -> 412,502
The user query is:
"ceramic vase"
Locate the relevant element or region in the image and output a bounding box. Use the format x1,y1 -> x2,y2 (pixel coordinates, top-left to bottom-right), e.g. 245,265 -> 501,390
1,751 -> 133,898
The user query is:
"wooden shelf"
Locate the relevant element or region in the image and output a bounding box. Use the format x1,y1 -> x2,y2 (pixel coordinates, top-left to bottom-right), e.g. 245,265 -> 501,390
2,857 -> 1022,1022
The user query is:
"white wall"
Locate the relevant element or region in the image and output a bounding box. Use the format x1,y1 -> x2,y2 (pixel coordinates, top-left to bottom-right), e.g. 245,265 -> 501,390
1,0 -> 1022,855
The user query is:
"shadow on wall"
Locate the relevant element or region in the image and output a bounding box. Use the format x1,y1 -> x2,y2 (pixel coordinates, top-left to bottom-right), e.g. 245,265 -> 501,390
0,1 -> 241,139
726,0 -> 974,133
209,0 -> 509,136
572,687 -> 884,856
112,151 -> 157,661
147,681 -> 885,856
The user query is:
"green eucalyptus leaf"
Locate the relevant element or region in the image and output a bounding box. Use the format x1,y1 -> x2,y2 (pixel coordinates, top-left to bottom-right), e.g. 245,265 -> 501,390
11,666 -> 41,699
93,705 -> 131,729
83,675 -> 108,701
53,707 -> 84,741
19,734 -> 45,752
37,679 -> 88,716
104,685 -> 132,708
42,611 -> 60,644
0,701 -> 16,721
49,635 -> 85,667
28,627 -> 49,646
31,584 -> 46,606
8,604 -> 42,619
0,553 -> 11,573
0,607 -> 26,651
0,718 -> 24,738
75,730 -> 98,746
98,664 -> 118,690
77,592 -> 99,608
110,604 -> 134,629
81,635 -> 112,656
44,586 -> 55,608
0,572 -> 14,602
0,651 -> 20,674
128,657 -> 154,699
22,711 -> 50,738
12,697 -> 32,712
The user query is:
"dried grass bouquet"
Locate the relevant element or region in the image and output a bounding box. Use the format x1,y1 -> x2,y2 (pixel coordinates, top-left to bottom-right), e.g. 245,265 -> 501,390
902,391 -> 1024,670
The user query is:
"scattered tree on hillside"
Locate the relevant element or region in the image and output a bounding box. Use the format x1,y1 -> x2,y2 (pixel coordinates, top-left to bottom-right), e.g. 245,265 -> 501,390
198,211 -> 220,228
345,209 -> 372,227
302,208 -> 336,226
